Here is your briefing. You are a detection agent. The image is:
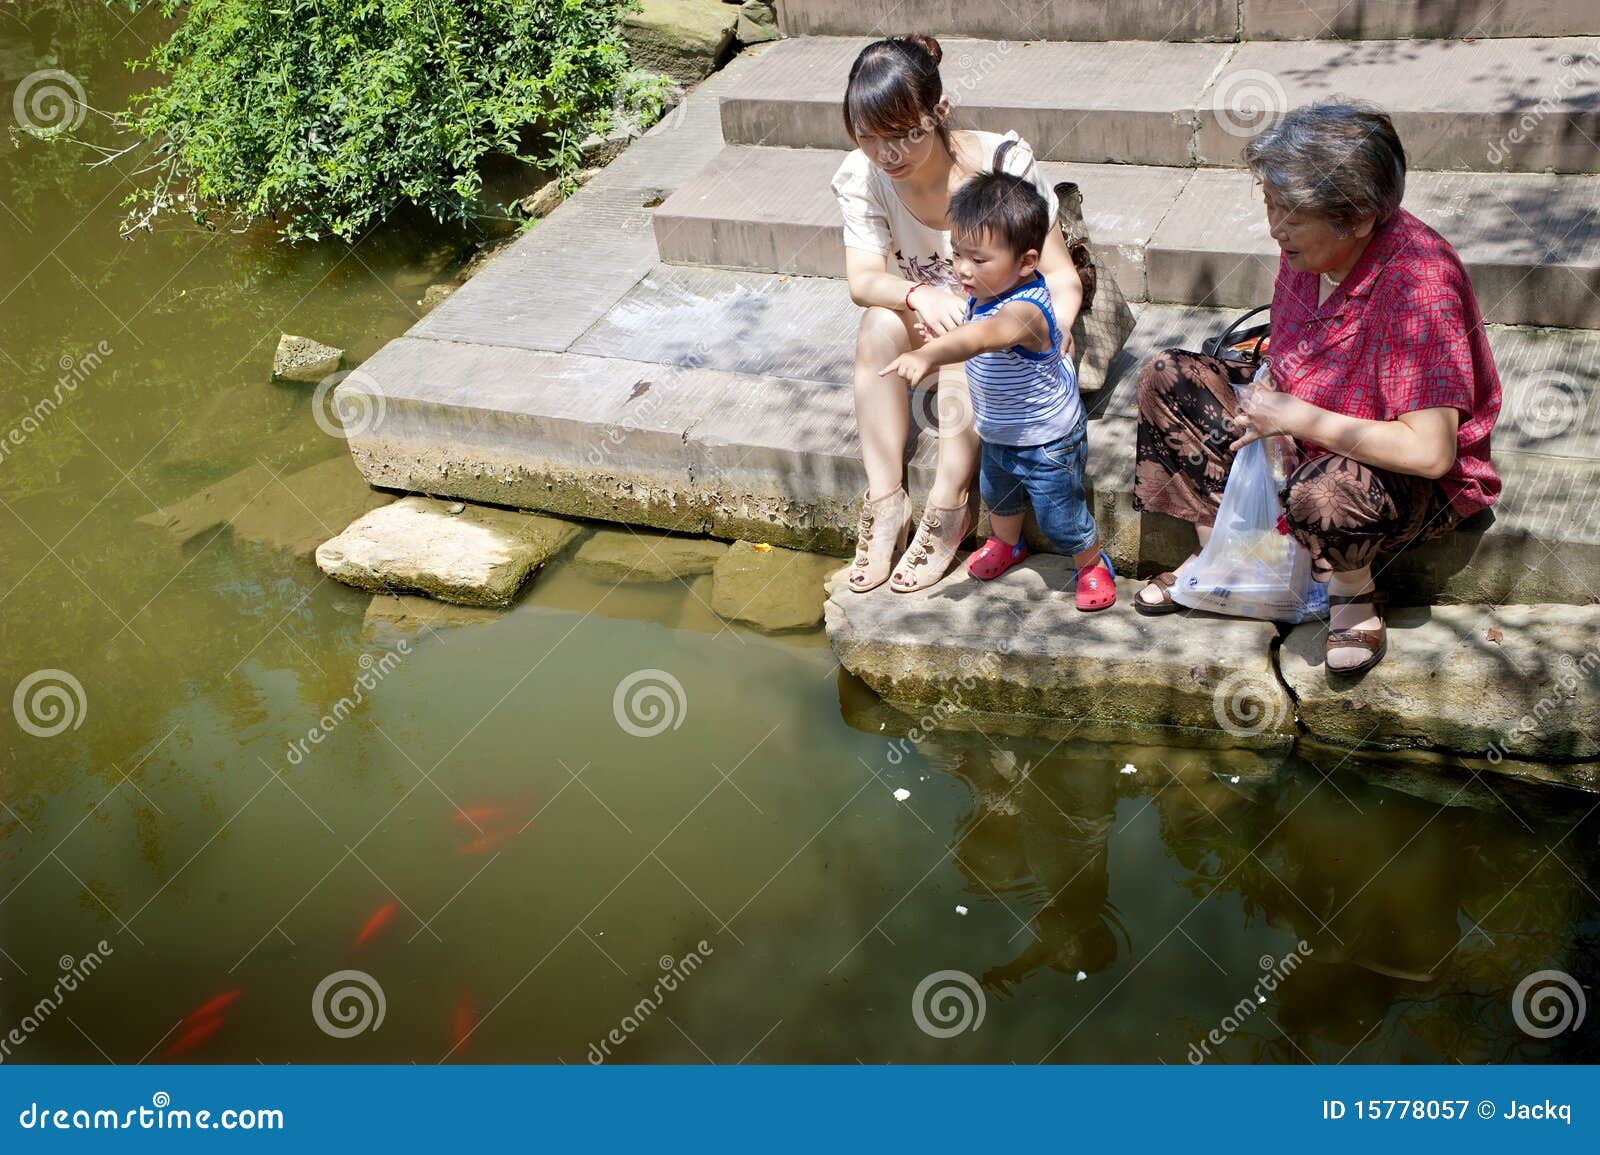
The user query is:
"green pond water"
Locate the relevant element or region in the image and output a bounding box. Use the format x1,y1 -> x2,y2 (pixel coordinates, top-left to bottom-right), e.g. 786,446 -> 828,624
2,5 -> 1597,1066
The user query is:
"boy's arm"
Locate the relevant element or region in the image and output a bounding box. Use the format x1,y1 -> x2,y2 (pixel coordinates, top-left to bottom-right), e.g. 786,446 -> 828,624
879,303 -> 1049,384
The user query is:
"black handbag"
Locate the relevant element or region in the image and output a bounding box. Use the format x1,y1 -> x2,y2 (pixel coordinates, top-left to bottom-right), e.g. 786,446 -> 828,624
1202,304 -> 1271,368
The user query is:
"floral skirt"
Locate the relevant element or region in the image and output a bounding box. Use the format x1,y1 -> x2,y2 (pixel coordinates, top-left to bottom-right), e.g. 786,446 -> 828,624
1132,348 -> 1458,577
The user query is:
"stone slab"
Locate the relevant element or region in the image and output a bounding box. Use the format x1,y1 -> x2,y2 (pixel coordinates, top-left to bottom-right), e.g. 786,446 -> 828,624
1282,602 -> 1600,763
774,0 -> 1240,41
716,36 -> 1232,165
656,147 -> 1600,328
824,568 -> 1294,748
272,334 -> 342,383
652,144 -> 1188,299
1195,37 -> 1600,174
1241,0 -> 1600,41
362,592 -> 507,641
314,496 -> 581,606
572,528 -> 728,584
712,539 -> 841,631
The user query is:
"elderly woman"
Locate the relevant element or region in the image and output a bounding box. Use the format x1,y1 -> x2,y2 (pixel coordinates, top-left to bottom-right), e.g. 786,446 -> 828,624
1132,101 -> 1501,674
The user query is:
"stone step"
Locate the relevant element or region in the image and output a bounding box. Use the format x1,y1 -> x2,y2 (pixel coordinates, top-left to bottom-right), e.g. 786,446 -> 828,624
653,145 -> 1600,328
774,0 -> 1600,41
718,35 -> 1600,173
343,264 -> 1600,607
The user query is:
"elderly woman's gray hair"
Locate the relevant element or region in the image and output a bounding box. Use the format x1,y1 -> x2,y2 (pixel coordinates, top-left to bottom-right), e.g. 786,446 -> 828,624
1244,100 -> 1407,233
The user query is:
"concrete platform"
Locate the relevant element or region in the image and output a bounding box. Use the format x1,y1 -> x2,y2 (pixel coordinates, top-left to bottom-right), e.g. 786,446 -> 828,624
775,0 -> 1600,41
654,145 -> 1600,327
823,567 -> 1294,749
718,35 -> 1600,174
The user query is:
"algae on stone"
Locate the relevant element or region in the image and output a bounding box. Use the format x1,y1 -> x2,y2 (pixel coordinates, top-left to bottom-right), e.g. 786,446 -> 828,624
712,540 -> 842,632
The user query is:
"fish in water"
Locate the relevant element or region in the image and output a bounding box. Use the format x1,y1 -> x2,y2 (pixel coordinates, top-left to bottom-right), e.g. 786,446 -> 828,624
452,805 -> 513,827
184,989 -> 242,1025
165,1014 -> 226,1059
353,901 -> 397,949
458,829 -> 517,856
451,994 -> 476,1055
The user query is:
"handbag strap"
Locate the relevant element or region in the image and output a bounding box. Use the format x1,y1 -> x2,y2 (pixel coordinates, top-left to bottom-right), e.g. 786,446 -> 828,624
992,137 -> 1018,174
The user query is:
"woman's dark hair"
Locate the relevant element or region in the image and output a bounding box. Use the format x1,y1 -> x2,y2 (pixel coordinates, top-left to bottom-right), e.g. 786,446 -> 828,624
841,35 -> 951,154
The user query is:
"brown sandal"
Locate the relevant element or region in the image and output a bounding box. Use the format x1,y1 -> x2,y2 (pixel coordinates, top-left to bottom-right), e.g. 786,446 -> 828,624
1325,590 -> 1389,675
1134,570 -> 1183,616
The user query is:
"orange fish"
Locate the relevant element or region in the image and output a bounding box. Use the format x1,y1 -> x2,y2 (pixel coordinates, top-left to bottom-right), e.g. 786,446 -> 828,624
353,901 -> 397,949
452,805 -> 512,827
451,995 -> 476,1054
184,989 -> 241,1025
458,829 -> 517,856
165,1014 -> 225,1059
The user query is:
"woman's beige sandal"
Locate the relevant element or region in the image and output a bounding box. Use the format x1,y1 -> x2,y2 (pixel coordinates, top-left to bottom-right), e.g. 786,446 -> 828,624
890,500 -> 973,593
1134,571 -> 1184,616
1325,590 -> 1389,675
846,487 -> 912,594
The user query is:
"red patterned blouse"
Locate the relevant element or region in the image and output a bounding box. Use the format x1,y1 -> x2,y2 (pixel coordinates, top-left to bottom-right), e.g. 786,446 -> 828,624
1268,207 -> 1502,517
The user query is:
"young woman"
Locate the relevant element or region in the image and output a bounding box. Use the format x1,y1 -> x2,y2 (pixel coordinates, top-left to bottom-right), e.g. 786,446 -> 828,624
832,34 -> 1084,593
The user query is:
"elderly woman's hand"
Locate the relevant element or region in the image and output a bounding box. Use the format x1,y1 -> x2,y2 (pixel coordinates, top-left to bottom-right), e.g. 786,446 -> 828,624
1230,387 -> 1316,452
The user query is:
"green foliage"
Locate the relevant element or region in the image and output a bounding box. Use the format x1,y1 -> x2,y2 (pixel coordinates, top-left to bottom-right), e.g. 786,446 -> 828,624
117,0 -> 639,241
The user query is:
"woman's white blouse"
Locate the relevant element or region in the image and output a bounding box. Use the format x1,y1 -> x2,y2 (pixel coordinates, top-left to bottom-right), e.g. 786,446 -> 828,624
830,130 -> 1060,292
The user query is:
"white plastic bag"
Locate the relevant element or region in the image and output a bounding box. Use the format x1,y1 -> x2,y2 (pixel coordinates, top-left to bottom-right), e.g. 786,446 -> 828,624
1170,379 -> 1328,624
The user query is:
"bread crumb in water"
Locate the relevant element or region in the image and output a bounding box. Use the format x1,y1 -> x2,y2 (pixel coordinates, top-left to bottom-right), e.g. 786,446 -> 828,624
955,905 -> 968,916
1119,764 -> 1137,775
893,788 -> 911,802
1076,971 -> 1087,981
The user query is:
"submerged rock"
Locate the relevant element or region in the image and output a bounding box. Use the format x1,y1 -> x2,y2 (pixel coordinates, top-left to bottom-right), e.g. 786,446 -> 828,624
315,497 -> 580,607
573,529 -> 727,584
272,334 -> 344,383
420,284 -> 456,312
825,563 -> 1293,748
138,455 -> 392,558
363,592 -> 505,641
1282,602 -> 1600,765
712,540 -> 841,632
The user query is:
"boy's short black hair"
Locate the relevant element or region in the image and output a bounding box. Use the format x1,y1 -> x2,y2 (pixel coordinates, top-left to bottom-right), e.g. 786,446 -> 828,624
947,172 -> 1050,259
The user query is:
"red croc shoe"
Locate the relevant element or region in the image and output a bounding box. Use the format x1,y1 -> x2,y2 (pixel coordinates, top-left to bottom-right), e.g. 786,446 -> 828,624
966,536 -> 1029,581
1074,551 -> 1117,612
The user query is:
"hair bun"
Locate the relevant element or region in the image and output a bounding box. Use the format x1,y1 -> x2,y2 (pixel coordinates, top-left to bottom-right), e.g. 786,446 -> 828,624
901,33 -> 942,66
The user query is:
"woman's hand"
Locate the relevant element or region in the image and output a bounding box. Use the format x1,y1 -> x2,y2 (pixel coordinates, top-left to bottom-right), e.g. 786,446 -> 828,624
879,350 -> 937,386
908,285 -> 967,338
1230,388 -> 1314,452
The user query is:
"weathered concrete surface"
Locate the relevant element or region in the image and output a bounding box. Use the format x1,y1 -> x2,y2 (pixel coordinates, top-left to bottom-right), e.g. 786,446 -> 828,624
315,497 -> 580,606
712,539 -> 841,631
652,145 -> 1186,301
272,334 -> 343,383
717,37 -> 1232,165
774,0 -> 1239,40
656,147 -> 1600,328
1282,603 -> 1600,765
572,528 -> 727,584
1196,38 -> 1600,173
825,566 -> 1294,748
138,455 -> 393,557
622,0 -> 738,84
1242,0 -> 1600,41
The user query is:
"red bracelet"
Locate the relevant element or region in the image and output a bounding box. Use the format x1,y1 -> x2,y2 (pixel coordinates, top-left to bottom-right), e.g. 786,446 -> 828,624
904,282 -> 923,312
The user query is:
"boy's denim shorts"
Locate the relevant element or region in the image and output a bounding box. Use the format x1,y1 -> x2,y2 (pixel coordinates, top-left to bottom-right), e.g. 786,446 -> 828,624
978,416 -> 1099,556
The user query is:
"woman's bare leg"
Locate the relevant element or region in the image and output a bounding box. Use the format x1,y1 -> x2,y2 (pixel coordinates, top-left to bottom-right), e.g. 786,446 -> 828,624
924,363 -> 978,509
853,306 -> 919,500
